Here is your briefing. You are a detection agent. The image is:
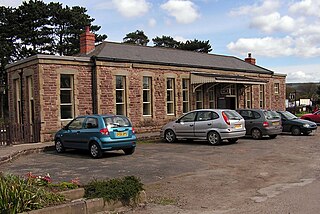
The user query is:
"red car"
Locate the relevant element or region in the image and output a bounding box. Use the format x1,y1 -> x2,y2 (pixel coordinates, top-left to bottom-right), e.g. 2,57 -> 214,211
300,110 -> 320,123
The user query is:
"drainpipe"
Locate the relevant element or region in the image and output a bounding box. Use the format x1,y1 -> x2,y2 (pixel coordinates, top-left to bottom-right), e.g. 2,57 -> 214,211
19,69 -> 24,124
91,56 -> 98,114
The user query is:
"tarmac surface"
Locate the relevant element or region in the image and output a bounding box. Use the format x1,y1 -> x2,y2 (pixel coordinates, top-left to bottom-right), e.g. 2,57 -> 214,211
2,129 -> 320,214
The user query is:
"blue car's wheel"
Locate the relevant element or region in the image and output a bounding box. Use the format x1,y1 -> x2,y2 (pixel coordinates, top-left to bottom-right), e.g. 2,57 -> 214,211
90,142 -> 102,158
55,139 -> 65,153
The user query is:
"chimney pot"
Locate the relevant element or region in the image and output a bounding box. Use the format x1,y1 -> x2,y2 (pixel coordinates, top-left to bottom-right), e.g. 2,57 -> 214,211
245,53 -> 256,65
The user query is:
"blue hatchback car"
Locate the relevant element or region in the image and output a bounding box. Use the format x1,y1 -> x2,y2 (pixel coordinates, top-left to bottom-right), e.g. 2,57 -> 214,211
54,114 -> 137,158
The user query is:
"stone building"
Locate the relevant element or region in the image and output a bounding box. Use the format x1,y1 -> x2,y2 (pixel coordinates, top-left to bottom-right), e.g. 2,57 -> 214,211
6,28 -> 286,142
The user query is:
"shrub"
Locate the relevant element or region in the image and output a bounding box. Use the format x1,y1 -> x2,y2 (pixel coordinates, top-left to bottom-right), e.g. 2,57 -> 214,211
84,176 -> 144,204
0,173 -> 65,213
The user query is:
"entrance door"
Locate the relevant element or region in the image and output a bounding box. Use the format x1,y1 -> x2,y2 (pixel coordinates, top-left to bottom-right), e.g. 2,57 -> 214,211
226,97 -> 236,110
217,97 -> 236,109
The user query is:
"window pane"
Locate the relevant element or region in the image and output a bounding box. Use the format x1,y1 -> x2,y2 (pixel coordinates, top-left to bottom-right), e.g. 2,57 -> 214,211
182,79 -> 189,89
68,117 -> 85,129
60,90 -> 71,103
143,77 -> 150,89
183,91 -> 188,101
196,102 -> 202,109
61,105 -> 73,119
183,102 -> 189,113
167,91 -> 173,101
116,90 -> 124,103
61,75 -> 71,88
116,76 -> 124,89
143,103 -> 151,115
116,104 -> 124,115
167,79 -> 173,89
143,90 -> 150,102
167,103 -> 174,114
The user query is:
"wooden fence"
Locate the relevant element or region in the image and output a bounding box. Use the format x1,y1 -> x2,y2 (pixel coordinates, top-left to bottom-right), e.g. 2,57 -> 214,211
0,122 -> 41,146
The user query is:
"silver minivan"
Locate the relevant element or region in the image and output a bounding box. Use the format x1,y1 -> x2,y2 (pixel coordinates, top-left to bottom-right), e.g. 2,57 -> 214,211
160,109 -> 246,145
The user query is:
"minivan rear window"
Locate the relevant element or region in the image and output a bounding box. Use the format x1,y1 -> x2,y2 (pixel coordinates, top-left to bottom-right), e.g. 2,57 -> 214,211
103,116 -> 130,127
264,111 -> 280,119
223,111 -> 242,120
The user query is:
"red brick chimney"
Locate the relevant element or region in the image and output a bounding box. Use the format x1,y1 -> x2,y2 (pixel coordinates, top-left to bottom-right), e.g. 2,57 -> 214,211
80,26 -> 95,54
245,53 -> 256,65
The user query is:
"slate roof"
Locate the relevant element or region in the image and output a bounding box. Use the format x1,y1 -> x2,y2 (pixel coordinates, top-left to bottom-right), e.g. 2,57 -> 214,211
80,41 -> 273,74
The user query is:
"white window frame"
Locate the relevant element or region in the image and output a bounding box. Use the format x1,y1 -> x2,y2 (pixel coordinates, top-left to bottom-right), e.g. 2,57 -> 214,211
195,86 -> 203,109
182,79 -> 189,113
245,86 -> 252,108
259,84 -> 265,108
115,75 -> 127,116
60,74 -> 74,120
143,76 -> 152,116
209,88 -> 215,109
274,83 -> 280,94
166,78 -> 175,115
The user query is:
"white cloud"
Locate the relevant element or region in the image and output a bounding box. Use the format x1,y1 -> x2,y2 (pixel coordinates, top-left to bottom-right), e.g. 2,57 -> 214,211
161,0 -> 200,24
112,0 -> 150,18
229,0 -> 280,16
0,0 -> 27,7
148,18 -> 156,27
250,12 -> 296,34
227,37 -> 295,57
289,0 -> 320,17
272,64 -> 320,83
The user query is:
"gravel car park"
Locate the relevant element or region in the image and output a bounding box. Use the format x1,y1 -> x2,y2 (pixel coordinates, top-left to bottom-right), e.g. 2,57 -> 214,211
2,128 -> 320,213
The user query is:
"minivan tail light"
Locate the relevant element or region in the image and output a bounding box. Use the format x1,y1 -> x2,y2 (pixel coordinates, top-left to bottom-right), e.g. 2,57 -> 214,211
263,122 -> 269,127
100,128 -> 109,135
222,112 -> 230,125
132,127 -> 135,134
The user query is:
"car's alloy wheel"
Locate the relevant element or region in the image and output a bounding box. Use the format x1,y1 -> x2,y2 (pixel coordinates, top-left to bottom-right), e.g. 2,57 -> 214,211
90,142 -> 102,158
291,126 -> 301,136
165,130 -> 176,143
55,140 -> 65,153
208,131 -> 221,145
251,129 -> 262,139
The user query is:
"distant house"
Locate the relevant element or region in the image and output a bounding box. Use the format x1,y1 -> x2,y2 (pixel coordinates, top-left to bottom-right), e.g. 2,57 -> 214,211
6,27 -> 286,142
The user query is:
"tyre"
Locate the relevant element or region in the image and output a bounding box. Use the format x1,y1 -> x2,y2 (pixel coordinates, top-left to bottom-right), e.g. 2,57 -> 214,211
123,147 -> 135,155
55,139 -> 65,153
165,129 -> 176,143
228,138 -> 238,144
291,126 -> 301,136
269,134 -> 277,139
89,142 -> 102,158
207,131 -> 221,145
251,128 -> 262,139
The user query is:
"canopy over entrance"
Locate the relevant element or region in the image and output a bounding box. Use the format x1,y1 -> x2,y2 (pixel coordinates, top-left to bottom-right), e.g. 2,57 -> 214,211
191,72 -> 268,85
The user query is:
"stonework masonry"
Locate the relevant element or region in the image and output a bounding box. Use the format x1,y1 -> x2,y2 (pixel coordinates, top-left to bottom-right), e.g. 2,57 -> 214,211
7,55 -> 286,142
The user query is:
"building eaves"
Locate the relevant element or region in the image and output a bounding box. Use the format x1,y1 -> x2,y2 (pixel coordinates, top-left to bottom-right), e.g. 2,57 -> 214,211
5,54 -> 90,70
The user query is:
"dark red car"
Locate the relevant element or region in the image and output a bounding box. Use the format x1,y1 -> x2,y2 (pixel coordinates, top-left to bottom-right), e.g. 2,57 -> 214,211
300,110 -> 320,124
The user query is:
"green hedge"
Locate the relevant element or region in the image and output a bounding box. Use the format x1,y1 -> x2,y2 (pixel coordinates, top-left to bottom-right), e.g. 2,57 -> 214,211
84,176 -> 144,204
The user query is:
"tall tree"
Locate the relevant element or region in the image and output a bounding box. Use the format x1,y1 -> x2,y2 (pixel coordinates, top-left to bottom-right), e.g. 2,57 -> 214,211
152,36 -> 180,48
123,30 -> 149,46
178,39 -> 212,53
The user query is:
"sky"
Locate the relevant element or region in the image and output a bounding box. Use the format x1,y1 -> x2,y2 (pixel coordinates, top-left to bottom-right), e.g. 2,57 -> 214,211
1,0 -> 320,83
